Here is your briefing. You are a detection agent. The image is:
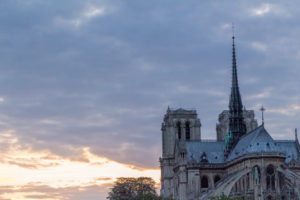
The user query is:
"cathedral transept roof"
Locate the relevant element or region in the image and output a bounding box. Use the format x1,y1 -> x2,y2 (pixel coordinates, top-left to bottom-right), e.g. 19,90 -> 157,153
185,125 -> 299,165
226,125 -> 277,160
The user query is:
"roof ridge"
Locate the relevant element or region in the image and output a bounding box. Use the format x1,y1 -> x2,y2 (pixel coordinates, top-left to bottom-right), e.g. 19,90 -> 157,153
237,124 -> 264,141
186,140 -> 224,143
275,140 -> 296,142
246,126 -> 275,147
255,126 -> 274,140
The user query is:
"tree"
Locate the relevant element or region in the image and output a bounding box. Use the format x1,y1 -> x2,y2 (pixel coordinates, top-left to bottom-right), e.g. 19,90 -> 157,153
107,177 -> 157,200
132,193 -> 158,200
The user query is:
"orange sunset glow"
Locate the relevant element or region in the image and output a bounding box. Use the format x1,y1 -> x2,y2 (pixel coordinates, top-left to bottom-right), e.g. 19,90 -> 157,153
1,0 -> 300,200
0,131 -> 160,199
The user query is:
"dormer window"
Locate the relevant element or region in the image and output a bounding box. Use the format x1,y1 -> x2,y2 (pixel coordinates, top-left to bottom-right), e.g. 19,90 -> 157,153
200,152 -> 208,163
185,121 -> 190,140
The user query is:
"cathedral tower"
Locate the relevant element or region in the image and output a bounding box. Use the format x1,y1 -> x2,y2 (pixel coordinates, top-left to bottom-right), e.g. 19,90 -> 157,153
160,108 -> 201,198
160,36 -> 300,200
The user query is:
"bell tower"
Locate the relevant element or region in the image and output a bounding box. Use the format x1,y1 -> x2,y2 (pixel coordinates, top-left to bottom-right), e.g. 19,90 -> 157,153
160,107 -> 201,198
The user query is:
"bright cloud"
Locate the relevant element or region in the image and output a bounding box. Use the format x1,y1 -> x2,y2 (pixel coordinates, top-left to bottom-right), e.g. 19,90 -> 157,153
250,3 -> 289,18
246,87 -> 273,100
54,4 -> 112,28
0,131 -> 160,199
221,23 -> 231,30
267,104 -> 300,116
84,5 -> 106,18
251,4 -> 271,16
251,42 -> 267,52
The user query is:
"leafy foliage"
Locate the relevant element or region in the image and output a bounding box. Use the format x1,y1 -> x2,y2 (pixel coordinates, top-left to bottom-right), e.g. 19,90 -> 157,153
107,177 -> 158,200
132,193 -> 158,200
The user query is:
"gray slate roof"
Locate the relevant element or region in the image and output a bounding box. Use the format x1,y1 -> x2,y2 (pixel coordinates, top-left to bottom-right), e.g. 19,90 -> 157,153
186,141 -> 225,164
185,125 -> 299,164
276,141 -> 298,163
226,125 -> 278,161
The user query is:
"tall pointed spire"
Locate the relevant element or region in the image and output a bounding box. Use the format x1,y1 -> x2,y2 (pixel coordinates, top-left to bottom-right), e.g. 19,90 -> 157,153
225,34 -> 247,158
229,35 -> 243,113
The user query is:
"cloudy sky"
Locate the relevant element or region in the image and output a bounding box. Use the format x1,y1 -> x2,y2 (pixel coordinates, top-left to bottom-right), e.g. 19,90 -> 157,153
0,0 -> 300,199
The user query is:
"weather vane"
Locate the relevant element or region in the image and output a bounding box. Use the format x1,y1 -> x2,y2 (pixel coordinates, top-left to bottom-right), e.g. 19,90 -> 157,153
260,105 -> 266,125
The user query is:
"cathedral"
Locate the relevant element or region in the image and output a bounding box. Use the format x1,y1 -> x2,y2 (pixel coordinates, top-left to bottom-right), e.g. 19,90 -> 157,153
160,36 -> 300,200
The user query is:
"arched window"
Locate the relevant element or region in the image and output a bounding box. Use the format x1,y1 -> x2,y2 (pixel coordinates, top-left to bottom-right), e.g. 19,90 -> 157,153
279,172 -> 285,190
253,166 -> 261,184
246,173 -> 250,189
267,195 -> 273,200
266,165 -> 275,190
177,121 -> 181,139
242,178 -> 245,191
214,175 -> 221,185
201,176 -> 209,188
185,121 -> 190,140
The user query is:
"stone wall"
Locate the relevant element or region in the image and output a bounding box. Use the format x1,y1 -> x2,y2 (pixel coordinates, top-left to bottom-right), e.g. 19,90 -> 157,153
161,108 -> 202,199
216,110 -> 258,141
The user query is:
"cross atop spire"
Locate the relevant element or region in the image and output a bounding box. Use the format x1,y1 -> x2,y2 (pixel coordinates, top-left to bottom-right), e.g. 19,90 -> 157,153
260,105 -> 266,125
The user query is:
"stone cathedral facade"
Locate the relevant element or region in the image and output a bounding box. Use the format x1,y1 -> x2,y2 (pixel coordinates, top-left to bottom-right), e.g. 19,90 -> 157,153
160,37 -> 300,200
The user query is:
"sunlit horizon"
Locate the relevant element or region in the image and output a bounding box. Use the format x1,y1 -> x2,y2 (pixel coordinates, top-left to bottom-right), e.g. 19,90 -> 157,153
1,0 -> 300,199
0,131 -> 160,199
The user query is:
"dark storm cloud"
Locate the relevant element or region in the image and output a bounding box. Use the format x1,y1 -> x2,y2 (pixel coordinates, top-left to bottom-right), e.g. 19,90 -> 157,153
0,0 -> 300,169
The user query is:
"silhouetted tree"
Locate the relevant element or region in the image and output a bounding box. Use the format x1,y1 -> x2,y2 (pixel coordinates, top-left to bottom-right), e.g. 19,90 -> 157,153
107,177 -> 157,200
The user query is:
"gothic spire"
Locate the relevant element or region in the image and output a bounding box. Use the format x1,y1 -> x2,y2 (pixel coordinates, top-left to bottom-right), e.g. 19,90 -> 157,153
225,35 -> 247,158
229,36 -> 243,112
